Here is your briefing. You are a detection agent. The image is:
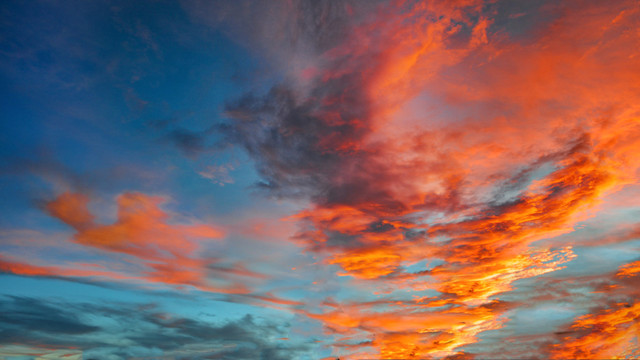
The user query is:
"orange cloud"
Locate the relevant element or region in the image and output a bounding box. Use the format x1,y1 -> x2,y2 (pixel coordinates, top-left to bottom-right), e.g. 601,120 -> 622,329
0,254 -> 134,280
551,260 -> 640,359
68,192 -> 222,260
45,192 -> 94,229
274,0 -> 640,358
2,192 -> 269,295
616,261 -> 640,278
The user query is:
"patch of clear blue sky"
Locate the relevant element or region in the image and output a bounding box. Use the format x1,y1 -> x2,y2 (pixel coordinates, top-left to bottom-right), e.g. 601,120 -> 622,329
0,0 -> 282,224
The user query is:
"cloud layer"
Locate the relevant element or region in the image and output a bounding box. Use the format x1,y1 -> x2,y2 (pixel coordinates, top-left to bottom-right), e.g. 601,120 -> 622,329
0,296 -> 312,360
1,0 -> 639,359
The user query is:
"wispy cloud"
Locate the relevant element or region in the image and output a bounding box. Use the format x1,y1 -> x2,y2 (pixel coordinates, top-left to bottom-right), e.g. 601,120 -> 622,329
1,191 -> 270,295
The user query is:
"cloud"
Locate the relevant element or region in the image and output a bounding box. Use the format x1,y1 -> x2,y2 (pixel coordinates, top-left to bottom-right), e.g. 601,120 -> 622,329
3,0 -> 637,359
0,296 -> 99,339
162,126 -> 223,158
198,163 -> 235,186
2,191 -> 272,295
164,128 -> 210,157
549,260 -> 640,359
0,296 -> 314,360
215,0 -> 640,358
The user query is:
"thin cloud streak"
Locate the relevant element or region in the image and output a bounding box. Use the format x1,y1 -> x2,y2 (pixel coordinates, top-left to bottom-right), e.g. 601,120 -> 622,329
2,191 -> 272,296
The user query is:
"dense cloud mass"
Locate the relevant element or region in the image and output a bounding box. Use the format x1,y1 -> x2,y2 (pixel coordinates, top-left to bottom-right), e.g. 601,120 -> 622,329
219,0 -> 640,358
0,296 -> 312,360
0,0 -> 639,359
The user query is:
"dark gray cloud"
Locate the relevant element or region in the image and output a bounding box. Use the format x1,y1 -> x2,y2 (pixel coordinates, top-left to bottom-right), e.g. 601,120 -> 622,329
0,296 -> 314,360
213,0 -> 532,211
486,133 -> 591,209
0,296 -> 99,343
188,0 -> 382,202
214,1 -> 478,255
164,127 -> 210,157
221,84 -> 370,202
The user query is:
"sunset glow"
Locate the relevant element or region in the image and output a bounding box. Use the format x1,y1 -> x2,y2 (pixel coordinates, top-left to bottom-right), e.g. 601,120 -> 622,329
1,0 -> 639,359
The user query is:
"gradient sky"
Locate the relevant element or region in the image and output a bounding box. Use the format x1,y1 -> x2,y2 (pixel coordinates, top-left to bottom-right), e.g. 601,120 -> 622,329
1,1 -> 639,359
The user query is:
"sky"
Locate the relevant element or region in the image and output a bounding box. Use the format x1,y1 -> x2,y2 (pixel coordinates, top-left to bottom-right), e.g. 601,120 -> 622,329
0,0 -> 639,359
